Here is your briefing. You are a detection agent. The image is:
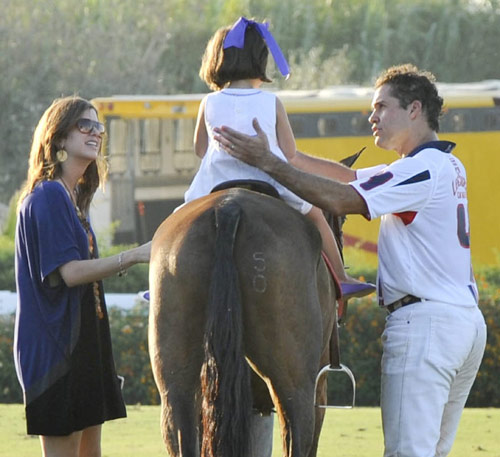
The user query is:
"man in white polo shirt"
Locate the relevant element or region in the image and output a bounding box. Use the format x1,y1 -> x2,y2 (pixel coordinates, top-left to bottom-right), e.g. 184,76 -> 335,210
215,63 -> 487,457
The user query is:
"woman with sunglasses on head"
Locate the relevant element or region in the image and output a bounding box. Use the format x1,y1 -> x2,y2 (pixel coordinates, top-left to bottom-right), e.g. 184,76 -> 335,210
14,95 -> 151,457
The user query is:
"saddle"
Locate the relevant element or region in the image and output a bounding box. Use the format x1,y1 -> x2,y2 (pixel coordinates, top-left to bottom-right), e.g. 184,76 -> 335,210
211,179 -> 280,199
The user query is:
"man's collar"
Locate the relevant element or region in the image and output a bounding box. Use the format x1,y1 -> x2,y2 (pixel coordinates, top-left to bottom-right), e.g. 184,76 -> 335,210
407,140 -> 456,158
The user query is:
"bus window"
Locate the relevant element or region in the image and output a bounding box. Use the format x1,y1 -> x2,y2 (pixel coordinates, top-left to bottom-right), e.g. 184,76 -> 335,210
485,111 -> 500,130
289,116 -> 305,137
317,116 -> 337,136
172,118 -> 198,175
451,112 -> 466,131
350,114 -> 371,135
138,119 -> 161,174
107,118 -> 128,174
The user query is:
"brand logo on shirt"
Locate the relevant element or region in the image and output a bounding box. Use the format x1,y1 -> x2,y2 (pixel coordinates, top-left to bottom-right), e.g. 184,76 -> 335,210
450,157 -> 467,199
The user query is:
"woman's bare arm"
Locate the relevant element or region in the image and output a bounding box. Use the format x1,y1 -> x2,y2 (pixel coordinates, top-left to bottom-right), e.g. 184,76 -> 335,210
58,242 -> 151,287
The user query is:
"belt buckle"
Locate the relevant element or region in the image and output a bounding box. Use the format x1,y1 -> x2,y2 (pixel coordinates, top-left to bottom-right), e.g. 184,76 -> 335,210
387,300 -> 402,314
387,294 -> 420,313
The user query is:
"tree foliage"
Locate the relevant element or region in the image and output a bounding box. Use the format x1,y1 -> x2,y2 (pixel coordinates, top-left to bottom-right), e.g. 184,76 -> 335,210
1,0 -> 500,202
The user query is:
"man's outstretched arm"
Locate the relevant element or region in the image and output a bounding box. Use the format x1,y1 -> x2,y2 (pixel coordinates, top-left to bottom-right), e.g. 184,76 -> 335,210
213,119 -> 367,217
289,150 -> 356,183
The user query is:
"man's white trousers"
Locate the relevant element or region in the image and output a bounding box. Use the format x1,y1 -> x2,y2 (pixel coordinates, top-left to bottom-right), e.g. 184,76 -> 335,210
381,301 -> 486,457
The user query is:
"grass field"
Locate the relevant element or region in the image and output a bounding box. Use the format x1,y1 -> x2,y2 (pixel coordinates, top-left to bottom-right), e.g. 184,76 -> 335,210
1,404 -> 499,457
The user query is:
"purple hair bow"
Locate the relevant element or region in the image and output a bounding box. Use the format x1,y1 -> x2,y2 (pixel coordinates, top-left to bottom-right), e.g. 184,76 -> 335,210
223,17 -> 290,79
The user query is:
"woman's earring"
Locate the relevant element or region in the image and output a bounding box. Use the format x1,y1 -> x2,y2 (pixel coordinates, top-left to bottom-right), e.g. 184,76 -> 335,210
56,149 -> 68,163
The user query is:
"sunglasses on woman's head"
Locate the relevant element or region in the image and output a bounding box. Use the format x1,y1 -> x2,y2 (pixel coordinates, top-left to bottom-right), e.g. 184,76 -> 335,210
76,118 -> 106,135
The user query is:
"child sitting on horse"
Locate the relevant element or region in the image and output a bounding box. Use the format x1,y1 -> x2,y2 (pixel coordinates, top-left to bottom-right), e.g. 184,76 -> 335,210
182,17 -> 374,300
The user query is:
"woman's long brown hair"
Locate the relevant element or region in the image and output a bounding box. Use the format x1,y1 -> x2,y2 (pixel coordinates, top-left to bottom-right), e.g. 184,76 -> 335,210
18,95 -> 108,215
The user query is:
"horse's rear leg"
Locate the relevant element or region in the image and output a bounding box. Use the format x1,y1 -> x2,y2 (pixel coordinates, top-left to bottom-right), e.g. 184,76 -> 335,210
254,321 -> 326,456
268,376 -> 317,457
268,366 -> 327,457
159,386 -> 200,457
149,302 -> 204,457
308,346 -> 330,457
246,302 -> 325,457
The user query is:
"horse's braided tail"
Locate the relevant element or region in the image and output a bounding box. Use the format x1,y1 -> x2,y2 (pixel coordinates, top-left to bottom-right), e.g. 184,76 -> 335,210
201,200 -> 252,457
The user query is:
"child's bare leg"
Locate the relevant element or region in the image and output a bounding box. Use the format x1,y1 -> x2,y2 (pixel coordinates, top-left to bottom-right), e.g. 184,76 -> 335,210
306,207 -> 349,281
306,207 -> 375,299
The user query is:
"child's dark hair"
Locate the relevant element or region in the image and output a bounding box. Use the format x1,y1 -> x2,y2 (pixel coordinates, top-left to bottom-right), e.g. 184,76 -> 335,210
199,23 -> 271,91
375,63 -> 444,132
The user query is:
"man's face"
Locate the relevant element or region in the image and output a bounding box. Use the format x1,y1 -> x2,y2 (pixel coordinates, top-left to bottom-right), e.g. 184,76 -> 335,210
368,84 -> 413,156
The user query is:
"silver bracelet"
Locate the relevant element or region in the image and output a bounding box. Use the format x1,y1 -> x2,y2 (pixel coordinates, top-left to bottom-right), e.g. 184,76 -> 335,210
117,252 -> 127,277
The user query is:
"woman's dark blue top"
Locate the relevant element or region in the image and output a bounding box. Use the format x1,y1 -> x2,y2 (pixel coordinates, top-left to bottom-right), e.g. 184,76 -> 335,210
14,181 -> 93,404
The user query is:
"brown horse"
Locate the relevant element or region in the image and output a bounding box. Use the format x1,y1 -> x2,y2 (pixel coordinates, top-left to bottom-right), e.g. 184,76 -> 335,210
148,185 -> 337,457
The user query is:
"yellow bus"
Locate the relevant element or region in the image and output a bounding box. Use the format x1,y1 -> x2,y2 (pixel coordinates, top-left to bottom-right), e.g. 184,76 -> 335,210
91,81 -> 500,267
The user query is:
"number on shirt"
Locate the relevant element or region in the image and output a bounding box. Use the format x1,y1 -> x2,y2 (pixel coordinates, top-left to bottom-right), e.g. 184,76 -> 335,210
457,204 -> 470,248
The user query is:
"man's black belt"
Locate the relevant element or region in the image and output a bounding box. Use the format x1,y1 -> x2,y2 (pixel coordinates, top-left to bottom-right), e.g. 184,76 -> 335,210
386,294 -> 422,313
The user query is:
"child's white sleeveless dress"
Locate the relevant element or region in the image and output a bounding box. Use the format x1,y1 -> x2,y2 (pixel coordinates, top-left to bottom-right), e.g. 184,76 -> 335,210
184,88 -> 312,214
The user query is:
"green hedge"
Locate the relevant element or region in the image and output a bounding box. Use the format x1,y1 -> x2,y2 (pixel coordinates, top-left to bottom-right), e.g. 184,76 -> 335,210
0,314 -> 22,403
332,285 -> 500,407
1,268 -> 499,407
108,303 -> 159,405
0,237 -> 15,292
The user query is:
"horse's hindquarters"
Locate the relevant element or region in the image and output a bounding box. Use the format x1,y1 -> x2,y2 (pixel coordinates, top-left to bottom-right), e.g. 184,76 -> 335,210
149,189 -> 336,457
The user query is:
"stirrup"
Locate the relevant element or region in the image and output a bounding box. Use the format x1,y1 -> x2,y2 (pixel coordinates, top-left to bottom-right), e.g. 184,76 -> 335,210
314,363 -> 356,409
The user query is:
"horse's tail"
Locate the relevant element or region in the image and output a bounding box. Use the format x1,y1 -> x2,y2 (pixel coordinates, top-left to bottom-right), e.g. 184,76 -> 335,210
201,201 -> 252,457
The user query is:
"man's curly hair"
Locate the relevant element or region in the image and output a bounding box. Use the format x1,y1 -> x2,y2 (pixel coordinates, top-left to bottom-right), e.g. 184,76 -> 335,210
375,63 -> 444,132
